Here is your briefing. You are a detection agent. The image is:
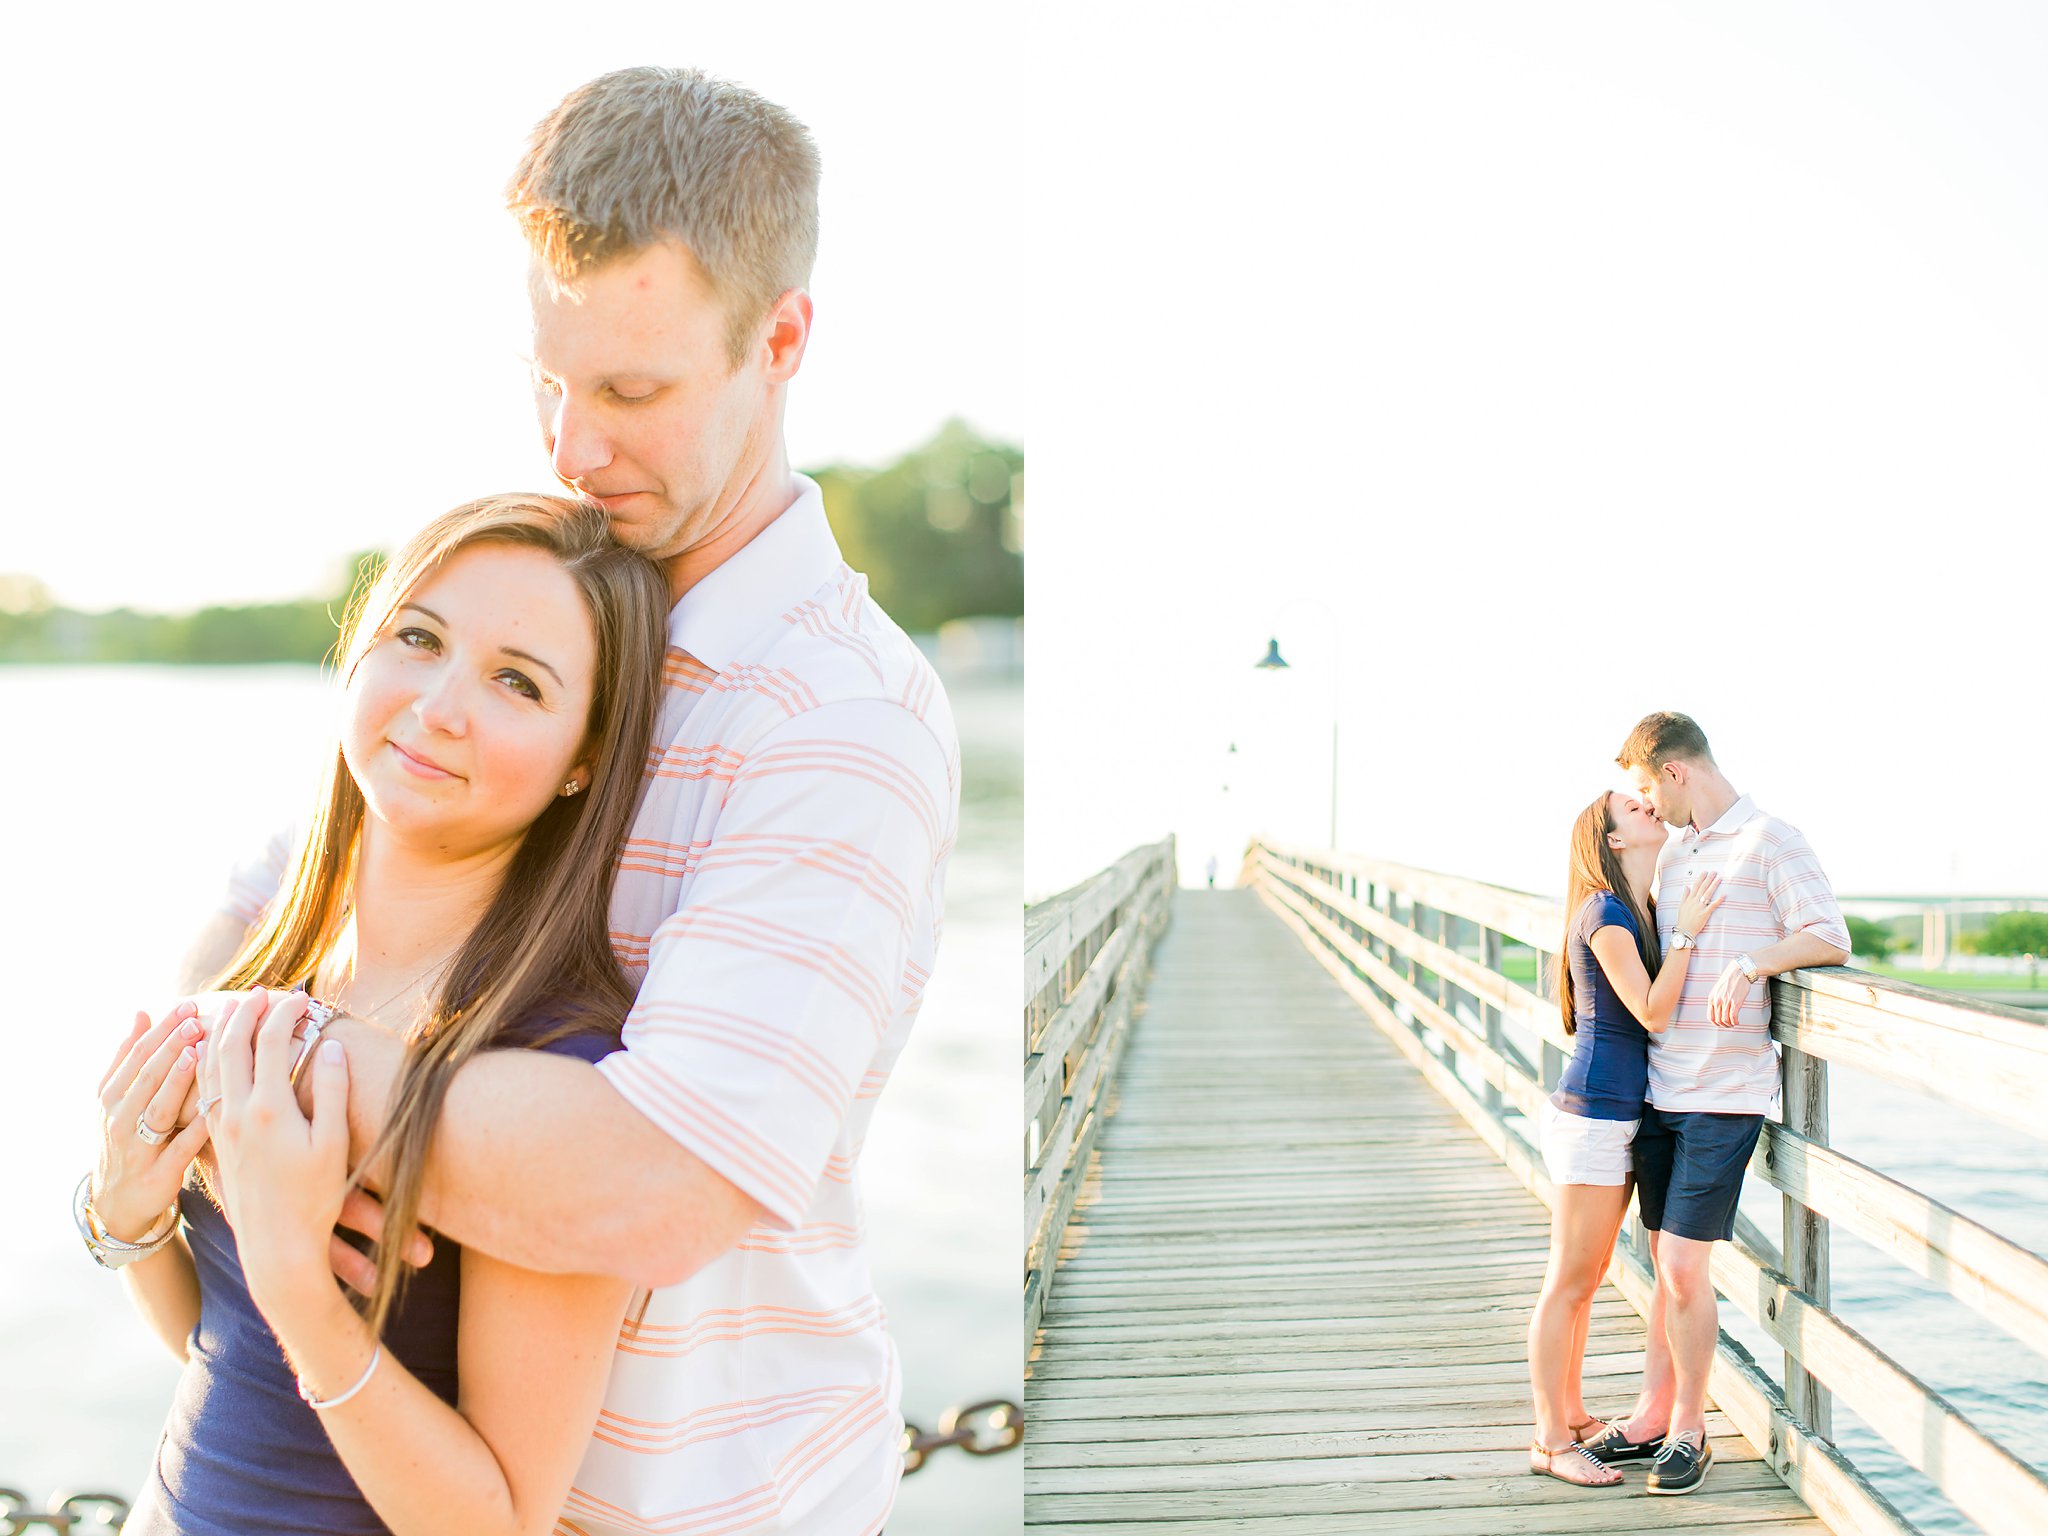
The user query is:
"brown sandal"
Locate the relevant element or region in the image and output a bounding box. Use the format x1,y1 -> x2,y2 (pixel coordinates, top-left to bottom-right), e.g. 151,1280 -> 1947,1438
1530,1439 -> 1624,1487
1570,1416 -> 1606,1444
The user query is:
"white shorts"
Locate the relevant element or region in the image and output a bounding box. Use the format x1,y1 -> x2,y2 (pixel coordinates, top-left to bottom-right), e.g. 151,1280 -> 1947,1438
1540,1101 -> 1640,1187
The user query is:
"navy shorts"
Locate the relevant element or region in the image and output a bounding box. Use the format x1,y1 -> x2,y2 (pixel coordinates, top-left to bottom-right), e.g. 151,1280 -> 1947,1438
1632,1105 -> 1764,1243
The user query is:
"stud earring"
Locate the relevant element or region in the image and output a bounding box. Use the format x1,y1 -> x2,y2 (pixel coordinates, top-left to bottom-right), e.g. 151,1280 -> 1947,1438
563,781 -> 582,797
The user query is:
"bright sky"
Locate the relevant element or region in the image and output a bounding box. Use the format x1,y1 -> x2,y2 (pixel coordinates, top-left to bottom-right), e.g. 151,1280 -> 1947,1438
1,4 -> 1023,612
1026,2 -> 2048,900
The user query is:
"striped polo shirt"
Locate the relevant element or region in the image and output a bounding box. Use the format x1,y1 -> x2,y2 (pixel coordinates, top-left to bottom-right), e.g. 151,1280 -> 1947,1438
1648,795 -> 1849,1115
223,476 -> 959,1535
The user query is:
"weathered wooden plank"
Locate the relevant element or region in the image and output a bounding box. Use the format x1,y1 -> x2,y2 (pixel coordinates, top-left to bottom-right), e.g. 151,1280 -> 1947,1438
1770,965 -> 2048,1139
1025,918 -> 1135,1118
1023,1432 -> 1759,1493
1025,848 -> 1175,1346
1025,1463 -> 1798,1525
1040,1307 -> 1639,1340
1024,839 -> 1169,1006
1257,840 -> 1563,951
1026,1364 -> 1651,1421
1750,1121 -> 2048,1360
1254,848 -> 1564,1048
1705,1233 -> 2048,1536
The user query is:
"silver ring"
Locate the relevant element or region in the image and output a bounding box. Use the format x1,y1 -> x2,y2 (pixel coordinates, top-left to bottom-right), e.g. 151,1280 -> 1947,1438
195,1093 -> 222,1119
135,1113 -> 172,1145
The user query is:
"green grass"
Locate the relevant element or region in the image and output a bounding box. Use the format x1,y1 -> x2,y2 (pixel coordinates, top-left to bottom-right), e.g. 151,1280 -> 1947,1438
1863,962 -> 2043,994
1499,951 -> 1540,987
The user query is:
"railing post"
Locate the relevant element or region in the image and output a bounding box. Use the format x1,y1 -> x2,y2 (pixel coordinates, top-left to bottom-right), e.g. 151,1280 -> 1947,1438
1534,948 -> 1565,1092
1434,909 -> 1452,1013
1782,1041 -> 1833,1439
1406,900 -> 1426,1042
1481,927 -> 1504,1119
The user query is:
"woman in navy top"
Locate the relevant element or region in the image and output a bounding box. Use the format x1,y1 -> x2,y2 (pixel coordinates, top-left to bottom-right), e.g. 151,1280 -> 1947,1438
85,497 -> 669,1535
1525,790 -> 1721,1488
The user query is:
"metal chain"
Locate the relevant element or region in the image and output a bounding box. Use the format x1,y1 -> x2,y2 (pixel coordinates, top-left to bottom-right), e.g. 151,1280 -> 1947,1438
0,1489 -> 130,1535
899,1397 -> 1023,1474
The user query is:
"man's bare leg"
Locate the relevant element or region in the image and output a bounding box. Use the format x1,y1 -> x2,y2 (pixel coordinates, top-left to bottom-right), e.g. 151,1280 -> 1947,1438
1656,1231 -> 1720,1440
1620,1227 -> 1676,1442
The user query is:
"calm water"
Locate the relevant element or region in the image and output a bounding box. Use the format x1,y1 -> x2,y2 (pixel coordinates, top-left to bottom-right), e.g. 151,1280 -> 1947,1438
0,665 -> 1021,1533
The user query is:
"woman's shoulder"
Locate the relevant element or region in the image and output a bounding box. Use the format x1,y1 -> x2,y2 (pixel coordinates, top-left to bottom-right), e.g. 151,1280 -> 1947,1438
1574,889 -> 1638,938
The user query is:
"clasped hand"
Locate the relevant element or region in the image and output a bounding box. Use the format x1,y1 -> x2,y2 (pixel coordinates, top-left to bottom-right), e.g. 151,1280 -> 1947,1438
193,988 -> 354,1309
93,1002 -> 210,1242
95,988 -> 427,1294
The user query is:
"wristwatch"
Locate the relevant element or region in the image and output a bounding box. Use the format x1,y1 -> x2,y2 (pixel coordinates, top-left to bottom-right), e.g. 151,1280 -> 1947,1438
1736,952 -> 1760,983
1671,931 -> 1697,952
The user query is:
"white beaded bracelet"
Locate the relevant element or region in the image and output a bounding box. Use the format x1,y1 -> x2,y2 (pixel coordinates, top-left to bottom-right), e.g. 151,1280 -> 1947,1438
298,1344 -> 382,1410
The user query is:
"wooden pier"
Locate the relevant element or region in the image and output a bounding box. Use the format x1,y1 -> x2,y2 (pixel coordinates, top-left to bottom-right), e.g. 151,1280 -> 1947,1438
1027,887 -> 1820,1532
1023,841 -> 2048,1535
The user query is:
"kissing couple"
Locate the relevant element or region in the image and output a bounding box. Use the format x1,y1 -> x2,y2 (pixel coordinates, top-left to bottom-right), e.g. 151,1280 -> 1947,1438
1525,712 -> 1850,1497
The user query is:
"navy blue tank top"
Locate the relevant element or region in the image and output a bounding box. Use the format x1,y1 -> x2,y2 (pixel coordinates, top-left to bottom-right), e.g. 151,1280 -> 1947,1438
129,1022 -> 617,1536
1551,891 -> 1653,1121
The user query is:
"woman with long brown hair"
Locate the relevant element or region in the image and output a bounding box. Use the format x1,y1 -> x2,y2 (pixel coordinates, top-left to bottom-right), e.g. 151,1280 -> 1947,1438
83,493 -> 670,1534
1524,790 -> 1721,1487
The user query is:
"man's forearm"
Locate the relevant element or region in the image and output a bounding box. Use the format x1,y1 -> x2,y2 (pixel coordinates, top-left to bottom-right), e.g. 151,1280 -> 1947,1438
321,1019 -> 759,1286
1753,929 -> 1851,977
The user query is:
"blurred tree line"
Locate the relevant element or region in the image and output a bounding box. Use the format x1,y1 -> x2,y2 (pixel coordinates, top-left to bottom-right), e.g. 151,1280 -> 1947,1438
1848,910 -> 2048,963
1965,911 -> 2048,958
1844,915 -> 1898,960
813,418 -> 1021,633
0,422 -> 1021,664
0,573 -> 371,665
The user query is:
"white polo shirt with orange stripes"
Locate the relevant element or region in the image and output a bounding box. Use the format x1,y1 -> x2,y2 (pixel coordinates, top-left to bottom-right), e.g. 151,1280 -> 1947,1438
222,476 -> 959,1535
1649,795 -> 1848,1116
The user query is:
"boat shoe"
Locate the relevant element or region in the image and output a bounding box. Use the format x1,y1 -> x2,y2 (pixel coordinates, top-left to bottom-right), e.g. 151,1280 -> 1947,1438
1580,1418 -> 1665,1464
1646,1430 -> 1713,1494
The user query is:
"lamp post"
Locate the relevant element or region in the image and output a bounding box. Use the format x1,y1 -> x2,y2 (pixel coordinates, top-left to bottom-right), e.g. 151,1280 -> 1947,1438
1254,636 -> 1340,851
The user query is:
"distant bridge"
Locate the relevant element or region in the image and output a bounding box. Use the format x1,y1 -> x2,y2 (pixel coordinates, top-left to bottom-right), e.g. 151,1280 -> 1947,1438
1023,839 -> 2048,1534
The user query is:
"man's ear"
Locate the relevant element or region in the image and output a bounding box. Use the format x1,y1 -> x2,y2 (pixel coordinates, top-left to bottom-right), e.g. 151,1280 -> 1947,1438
760,288 -> 813,384
1663,759 -> 1689,786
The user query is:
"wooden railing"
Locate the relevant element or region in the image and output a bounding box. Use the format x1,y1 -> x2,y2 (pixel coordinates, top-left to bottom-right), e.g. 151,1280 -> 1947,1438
1244,837 -> 2048,1536
1023,838 -> 1176,1354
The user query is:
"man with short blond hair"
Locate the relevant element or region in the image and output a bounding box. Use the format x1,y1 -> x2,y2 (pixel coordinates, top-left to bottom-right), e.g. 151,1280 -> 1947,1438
1583,712 -> 1848,1495
198,66 -> 957,1534
509,64 -> 820,369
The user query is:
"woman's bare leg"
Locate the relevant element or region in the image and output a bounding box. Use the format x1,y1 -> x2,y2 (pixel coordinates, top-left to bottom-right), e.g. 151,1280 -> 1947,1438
1561,1177 -> 1632,1433
1530,1181 -> 1633,1481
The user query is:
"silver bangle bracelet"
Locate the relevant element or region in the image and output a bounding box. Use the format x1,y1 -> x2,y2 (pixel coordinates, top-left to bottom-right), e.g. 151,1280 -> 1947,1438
73,1172 -> 180,1270
299,1344 -> 382,1410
